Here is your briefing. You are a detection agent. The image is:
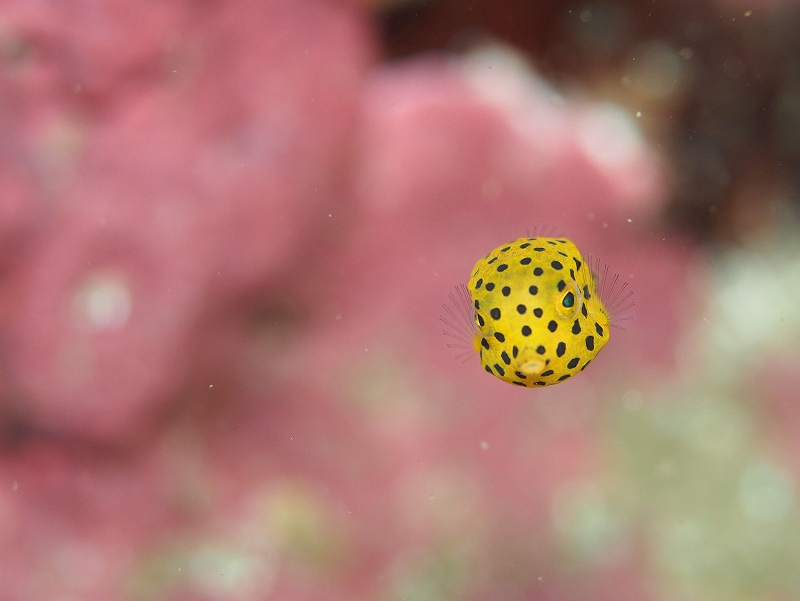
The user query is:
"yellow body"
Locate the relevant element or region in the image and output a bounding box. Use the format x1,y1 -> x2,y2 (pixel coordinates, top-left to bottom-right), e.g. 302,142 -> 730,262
468,237 -> 610,387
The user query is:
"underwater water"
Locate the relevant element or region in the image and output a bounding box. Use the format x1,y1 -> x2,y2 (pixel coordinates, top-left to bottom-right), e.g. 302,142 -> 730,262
1,0 -> 800,599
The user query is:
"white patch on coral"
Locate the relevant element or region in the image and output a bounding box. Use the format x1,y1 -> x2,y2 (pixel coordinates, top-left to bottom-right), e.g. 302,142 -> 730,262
461,45 -> 566,153
575,104 -> 643,172
462,45 -> 663,209
72,272 -> 132,331
573,103 -> 662,204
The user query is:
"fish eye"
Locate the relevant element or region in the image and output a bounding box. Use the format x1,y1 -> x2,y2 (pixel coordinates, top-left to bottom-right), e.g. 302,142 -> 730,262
555,282 -> 582,320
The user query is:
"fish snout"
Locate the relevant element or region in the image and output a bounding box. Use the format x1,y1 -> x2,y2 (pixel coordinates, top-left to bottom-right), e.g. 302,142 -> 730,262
515,346 -> 551,377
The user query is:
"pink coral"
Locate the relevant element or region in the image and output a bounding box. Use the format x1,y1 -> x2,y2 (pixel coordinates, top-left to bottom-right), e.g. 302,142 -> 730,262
0,0 -> 373,442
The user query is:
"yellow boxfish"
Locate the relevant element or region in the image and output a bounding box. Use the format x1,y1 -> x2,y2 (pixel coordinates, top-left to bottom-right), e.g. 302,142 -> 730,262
442,236 -> 631,387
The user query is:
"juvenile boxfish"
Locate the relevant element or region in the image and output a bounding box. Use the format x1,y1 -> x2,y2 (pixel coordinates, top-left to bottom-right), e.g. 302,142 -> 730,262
442,236 -> 632,387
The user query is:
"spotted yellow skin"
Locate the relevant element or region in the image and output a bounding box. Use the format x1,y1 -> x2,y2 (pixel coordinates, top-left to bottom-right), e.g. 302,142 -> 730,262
468,237 -> 610,387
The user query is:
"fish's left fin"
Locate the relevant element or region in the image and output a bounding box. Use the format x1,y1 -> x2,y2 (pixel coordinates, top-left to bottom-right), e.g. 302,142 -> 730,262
588,255 -> 635,330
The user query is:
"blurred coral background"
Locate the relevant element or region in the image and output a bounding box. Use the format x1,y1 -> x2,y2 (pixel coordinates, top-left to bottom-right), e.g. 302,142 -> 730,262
1,0 -> 800,599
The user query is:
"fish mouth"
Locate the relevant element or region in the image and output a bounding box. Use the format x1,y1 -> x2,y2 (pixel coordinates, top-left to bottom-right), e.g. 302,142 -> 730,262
516,354 -> 551,377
